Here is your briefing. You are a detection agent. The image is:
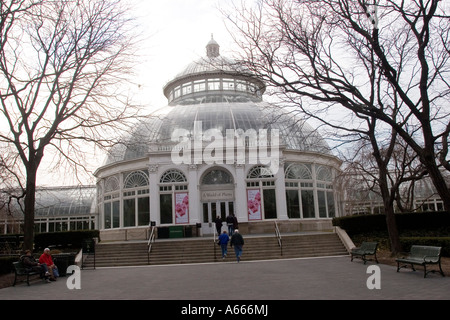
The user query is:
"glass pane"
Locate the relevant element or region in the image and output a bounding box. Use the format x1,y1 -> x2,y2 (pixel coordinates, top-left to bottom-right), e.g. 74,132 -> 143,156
124,199 -> 136,227
223,79 -> 235,90
220,202 -> 226,221
194,80 -> 206,92
203,203 -> 209,223
301,190 -> 315,218
202,170 -> 233,185
211,203 -> 217,222
113,201 -> 120,228
138,197 -> 150,226
160,194 -> 173,224
104,203 -> 111,229
207,79 -> 221,90
286,190 -> 300,219
228,202 -> 234,217
327,192 -> 335,217
263,189 -> 277,219
318,190 -> 327,218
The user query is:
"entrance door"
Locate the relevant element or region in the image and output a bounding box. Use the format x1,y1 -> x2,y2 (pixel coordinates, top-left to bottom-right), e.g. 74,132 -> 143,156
202,201 -> 234,235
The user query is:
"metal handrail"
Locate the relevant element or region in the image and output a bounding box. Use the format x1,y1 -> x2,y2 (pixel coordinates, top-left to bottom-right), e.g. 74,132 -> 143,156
274,221 -> 283,256
147,225 -> 156,264
213,226 -> 217,261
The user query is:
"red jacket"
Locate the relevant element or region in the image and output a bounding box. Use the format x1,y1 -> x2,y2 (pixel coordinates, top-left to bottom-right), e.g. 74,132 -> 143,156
39,253 -> 54,266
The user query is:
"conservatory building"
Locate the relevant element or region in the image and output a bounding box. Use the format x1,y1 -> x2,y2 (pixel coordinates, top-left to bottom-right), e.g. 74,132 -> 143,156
94,37 -> 343,241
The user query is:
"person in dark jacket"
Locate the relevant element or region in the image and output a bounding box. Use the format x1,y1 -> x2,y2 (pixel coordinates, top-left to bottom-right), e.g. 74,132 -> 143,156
218,230 -> 230,259
21,250 -> 51,282
230,229 -> 244,262
226,214 -> 235,235
233,214 -> 239,231
214,216 -> 223,236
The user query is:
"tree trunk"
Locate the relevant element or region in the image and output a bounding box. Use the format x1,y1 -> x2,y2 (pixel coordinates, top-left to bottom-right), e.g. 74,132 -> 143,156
384,203 -> 401,255
379,176 -> 402,254
422,156 -> 450,212
23,170 -> 37,252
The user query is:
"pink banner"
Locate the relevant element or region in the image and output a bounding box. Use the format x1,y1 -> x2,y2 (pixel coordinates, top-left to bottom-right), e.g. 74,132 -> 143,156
175,192 -> 189,224
247,189 -> 262,221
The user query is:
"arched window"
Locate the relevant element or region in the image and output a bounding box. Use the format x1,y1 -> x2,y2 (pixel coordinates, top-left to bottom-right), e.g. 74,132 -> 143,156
122,170 -> 150,228
316,166 -> 332,182
202,169 -> 233,185
284,163 -> 315,219
124,171 -> 149,189
285,164 -> 312,180
160,169 -> 187,183
104,176 -> 120,193
316,166 -> 335,218
246,166 -> 276,220
247,165 -> 274,179
103,176 -> 120,230
159,169 -> 188,225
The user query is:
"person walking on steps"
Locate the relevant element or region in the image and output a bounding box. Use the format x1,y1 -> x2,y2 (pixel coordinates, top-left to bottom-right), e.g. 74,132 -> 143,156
226,213 -> 235,235
230,229 -> 244,263
218,230 -> 229,259
214,215 -> 223,236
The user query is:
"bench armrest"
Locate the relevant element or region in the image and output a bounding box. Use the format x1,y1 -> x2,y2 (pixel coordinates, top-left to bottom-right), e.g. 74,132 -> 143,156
423,255 -> 439,263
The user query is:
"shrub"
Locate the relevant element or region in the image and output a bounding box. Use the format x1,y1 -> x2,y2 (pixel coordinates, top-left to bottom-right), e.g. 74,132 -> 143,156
400,237 -> 450,256
0,256 -> 19,274
333,211 -> 450,236
34,230 -> 100,250
333,212 -> 450,257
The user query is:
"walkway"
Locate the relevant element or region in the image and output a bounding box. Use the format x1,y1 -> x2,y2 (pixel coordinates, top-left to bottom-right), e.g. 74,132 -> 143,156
1,255 -> 448,301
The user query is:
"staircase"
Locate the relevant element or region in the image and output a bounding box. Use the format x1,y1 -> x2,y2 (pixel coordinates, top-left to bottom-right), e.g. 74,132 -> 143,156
81,232 -> 348,268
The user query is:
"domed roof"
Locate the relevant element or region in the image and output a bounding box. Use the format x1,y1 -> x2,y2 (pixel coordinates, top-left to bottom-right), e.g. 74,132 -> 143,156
173,55 -> 246,79
103,37 -> 332,165
104,102 -> 332,165
163,35 -> 262,101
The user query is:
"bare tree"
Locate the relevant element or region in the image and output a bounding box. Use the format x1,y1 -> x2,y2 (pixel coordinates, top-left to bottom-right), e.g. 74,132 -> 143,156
224,0 -> 450,212
0,0 -> 145,250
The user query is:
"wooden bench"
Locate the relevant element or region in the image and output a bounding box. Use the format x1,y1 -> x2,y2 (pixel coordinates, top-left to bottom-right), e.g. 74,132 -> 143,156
350,241 -> 379,264
396,245 -> 445,278
12,261 -> 41,286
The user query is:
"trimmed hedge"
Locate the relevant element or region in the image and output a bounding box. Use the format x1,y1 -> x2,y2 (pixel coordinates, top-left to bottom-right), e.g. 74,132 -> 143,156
400,237 -> 450,257
34,230 -> 100,250
332,211 -> 450,236
0,256 -> 19,274
334,212 -> 450,257
0,230 -> 100,275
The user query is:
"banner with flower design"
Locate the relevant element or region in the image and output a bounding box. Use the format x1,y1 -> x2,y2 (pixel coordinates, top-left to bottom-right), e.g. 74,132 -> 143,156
175,192 -> 189,224
247,189 -> 262,220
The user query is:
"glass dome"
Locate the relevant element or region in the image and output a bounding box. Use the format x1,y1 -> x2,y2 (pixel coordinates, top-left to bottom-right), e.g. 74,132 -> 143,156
4,186 -> 97,218
104,37 -> 332,165
105,102 -> 331,164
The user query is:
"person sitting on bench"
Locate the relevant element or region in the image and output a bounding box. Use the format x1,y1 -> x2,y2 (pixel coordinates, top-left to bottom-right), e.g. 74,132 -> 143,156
39,248 -> 59,281
21,250 -> 51,283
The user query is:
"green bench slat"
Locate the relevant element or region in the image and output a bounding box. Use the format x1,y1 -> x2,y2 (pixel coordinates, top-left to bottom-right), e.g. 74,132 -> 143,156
12,261 -> 41,286
395,245 -> 445,278
350,241 -> 379,264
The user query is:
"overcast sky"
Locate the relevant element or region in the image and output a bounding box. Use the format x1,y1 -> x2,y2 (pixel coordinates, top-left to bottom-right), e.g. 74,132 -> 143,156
37,0 -> 246,186
130,0 -> 240,109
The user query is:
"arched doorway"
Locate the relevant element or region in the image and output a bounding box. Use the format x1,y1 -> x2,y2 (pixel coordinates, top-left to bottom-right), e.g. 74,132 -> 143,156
200,168 -> 235,235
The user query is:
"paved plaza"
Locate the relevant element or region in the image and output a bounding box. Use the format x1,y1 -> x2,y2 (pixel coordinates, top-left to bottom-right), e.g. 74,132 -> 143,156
0,255 -> 448,301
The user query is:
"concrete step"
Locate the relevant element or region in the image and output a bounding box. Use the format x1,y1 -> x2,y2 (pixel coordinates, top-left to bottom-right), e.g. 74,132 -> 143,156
82,232 -> 349,268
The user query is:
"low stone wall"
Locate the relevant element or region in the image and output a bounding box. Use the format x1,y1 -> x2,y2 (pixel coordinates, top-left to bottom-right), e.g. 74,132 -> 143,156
233,219 -> 334,235
100,220 -> 334,242
100,227 -> 150,242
